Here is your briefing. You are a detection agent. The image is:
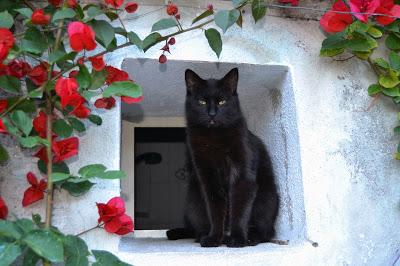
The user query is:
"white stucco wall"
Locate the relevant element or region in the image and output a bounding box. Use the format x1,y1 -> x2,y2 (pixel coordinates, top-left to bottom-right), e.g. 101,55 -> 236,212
1,1 -> 399,265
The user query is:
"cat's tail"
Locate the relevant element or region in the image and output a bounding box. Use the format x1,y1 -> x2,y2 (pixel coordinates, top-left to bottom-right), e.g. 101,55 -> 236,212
166,228 -> 195,240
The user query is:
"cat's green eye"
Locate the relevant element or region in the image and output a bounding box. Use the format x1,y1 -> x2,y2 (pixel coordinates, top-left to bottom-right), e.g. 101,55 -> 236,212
199,100 -> 207,105
218,100 -> 226,105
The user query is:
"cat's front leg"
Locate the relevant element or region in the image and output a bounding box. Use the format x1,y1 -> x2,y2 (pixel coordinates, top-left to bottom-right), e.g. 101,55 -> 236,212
228,178 -> 257,248
196,168 -> 227,247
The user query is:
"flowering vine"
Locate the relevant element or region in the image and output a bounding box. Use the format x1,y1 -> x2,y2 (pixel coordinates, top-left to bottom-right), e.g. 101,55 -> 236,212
320,0 -> 400,159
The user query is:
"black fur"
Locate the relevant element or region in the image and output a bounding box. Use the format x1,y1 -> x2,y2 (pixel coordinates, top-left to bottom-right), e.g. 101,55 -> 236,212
166,68 -> 279,248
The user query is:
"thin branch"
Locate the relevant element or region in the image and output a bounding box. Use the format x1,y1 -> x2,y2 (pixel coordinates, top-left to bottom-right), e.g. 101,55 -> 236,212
75,224 -> 102,237
22,0 -> 35,11
333,55 -> 356,62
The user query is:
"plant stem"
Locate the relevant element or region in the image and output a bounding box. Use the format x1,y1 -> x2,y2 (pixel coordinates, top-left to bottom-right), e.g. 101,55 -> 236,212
75,224 -> 103,237
367,57 -> 381,77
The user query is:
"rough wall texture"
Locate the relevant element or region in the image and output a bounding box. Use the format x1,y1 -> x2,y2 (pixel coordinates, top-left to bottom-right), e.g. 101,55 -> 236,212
0,0 -> 399,265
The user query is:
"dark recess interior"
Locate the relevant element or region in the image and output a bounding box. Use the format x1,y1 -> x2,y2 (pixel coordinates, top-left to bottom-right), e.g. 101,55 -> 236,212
134,127 -> 187,230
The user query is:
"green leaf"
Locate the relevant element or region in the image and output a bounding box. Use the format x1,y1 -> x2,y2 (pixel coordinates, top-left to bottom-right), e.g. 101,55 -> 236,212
92,250 -> 132,266
89,20 -> 115,48
252,0 -> 266,23
105,11 -> 118,21
382,87 -> 400,97
77,64 -> 91,89
0,143 -> 9,163
320,33 -> 347,57
0,75 -> 21,94
389,51 -> 400,71
38,160 -> 70,175
0,11 -> 13,28
215,9 -> 240,33
236,12 -> 243,28
21,27 -> 48,54
49,50 -> 66,64
23,230 -> 64,263
127,31 -> 142,49
89,70 -> 107,91
142,32 -> 162,52
368,84 -> 381,96
15,219 -> 36,234
379,72 -> 400,88
97,170 -> 126,179
28,88 -> 43,98
68,117 -> 86,133
78,164 -> 106,178
62,181 -> 94,197
386,33 -> 400,51
347,33 -> 378,52
22,248 -> 40,266
9,98 -> 36,113
88,114 -> 102,125
151,18 -> 177,32
394,126 -> 400,135
11,110 -> 32,136
51,172 -> 71,182
87,6 -> 103,19
0,220 -> 22,240
103,81 -> 142,98
373,58 -> 390,69
205,28 -> 222,58
53,119 -> 73,138
15,7 -> 33,18
63,235 -> 89,266
192,9 -> 214,25
18,136 -> 49,148
52,8 -> 76,22
367,26 -> 382,38
0,242 -> 21,266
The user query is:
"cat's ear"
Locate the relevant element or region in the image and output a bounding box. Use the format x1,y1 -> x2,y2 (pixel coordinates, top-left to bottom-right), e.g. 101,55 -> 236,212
185,69 -> 203,94
221,68 -> 238,94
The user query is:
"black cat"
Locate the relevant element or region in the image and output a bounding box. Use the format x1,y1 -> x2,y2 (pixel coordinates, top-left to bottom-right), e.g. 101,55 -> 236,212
166,68 -> 279,248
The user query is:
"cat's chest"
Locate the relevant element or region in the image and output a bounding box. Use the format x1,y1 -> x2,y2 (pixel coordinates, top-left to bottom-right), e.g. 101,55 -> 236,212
187,129 -> 244,156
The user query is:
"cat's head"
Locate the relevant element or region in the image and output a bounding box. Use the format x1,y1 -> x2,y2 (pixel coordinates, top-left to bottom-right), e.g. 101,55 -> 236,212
184,68 -> 243,128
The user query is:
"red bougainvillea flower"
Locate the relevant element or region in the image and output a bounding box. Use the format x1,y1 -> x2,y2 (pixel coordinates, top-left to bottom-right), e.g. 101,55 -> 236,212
320,0 -> 354,33
97,197 -> 134,235
105,66 -> 129,85
48,0 -> 61,6
33,111 -> 51,138
95,97 -> 116,109
69,70 -> 79,78
121,96 -> 143,104
89,55 -> 105,71
31,9 -> 51,25
349,0 -> 380,23
105,0 -> 124,8
0,119 -> 7,134
55,77 -> 90,119
22,172 -> 47,207
7,60 -> 31,78
67,0 -> 78,8
0,196 -> 8,219
125,2 -> 138,13
28,62 -> 49,86
77,57 -> 85,65
375,0 -> 400,25
68,22 -> 97,52
278,0 -> 299,6
0,28 -> 14,63
114,214 -> 134,235
53,137 -> 79,162
35,137 -> 79,163
207,4 -> 213,11
168,37 -> 175,45
167,2 -> 178,16
159,54 -> 167,64
0,100 -> 7,113
97,197 -> 126,223
55,77 -> 79,108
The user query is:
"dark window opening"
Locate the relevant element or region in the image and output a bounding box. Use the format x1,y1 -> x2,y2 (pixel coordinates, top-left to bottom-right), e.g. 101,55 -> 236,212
134,127 -> 187,230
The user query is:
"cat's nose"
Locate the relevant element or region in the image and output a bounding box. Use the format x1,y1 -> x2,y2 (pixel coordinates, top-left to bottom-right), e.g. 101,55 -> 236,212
208,110 -> 216,117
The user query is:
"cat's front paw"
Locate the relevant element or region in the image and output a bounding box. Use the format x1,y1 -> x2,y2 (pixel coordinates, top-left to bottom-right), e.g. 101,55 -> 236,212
200,235 -> 221,247
226,235 -> 248,248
